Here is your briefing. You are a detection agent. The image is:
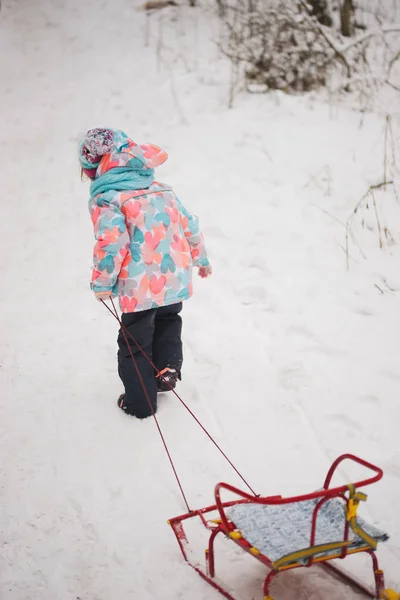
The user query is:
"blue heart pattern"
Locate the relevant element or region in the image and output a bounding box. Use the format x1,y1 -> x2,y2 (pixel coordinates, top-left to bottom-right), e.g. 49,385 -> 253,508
161,253 -> 176,274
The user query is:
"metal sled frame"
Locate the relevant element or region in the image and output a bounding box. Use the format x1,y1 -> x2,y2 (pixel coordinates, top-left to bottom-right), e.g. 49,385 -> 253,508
169,455 -> 398,600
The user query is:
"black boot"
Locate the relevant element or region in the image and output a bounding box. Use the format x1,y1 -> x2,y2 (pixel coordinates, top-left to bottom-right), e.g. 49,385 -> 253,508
156,368 -> 180,392
117,394 -> 136,416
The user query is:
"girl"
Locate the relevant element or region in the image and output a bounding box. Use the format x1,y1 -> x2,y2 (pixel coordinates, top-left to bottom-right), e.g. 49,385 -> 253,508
79,128 -> 211,419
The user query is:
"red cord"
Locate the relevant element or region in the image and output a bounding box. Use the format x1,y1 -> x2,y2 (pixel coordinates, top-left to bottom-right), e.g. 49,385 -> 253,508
103,298 -> 257,502
111,302 -> 191,513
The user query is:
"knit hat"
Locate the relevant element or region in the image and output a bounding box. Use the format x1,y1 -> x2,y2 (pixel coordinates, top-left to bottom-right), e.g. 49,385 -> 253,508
79,127 -> 168,179
79,128 -> 115,178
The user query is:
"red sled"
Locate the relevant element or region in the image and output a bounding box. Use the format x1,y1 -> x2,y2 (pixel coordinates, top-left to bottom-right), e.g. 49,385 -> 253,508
168,454 -> 399,600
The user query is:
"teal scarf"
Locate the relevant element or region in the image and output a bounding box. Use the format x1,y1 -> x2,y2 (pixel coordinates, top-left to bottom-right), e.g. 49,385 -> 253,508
90,167 -> 155,197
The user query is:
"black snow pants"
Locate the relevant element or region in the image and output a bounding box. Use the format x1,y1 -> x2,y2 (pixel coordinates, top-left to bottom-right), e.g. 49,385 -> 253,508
117,302 -> 183,418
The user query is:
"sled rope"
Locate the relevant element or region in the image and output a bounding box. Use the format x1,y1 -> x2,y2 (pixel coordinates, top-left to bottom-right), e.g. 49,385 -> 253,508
117,310 -> 191,512
102,298 -> 257,505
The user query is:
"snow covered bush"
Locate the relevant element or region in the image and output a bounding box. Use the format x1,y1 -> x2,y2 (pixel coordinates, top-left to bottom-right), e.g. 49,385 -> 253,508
220,1 -> 334,93
218,0 -> 400,106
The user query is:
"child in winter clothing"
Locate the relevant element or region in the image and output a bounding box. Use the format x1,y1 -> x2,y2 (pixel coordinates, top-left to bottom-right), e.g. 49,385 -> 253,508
79,128 -> 211,418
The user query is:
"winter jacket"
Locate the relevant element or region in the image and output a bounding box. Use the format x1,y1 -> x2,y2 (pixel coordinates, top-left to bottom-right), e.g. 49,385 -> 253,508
89,177 -> 209,313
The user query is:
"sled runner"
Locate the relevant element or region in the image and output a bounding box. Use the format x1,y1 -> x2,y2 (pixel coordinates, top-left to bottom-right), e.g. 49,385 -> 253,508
169,454 -> 399,600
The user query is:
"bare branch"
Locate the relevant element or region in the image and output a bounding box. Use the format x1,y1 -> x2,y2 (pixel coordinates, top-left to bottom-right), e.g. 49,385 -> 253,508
340,25 -> 400,54
388,49 -> 400,75
144,0 -> 177,9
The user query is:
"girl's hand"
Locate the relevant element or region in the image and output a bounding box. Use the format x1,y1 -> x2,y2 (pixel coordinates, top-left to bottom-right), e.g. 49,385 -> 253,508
198,265 -> 212,279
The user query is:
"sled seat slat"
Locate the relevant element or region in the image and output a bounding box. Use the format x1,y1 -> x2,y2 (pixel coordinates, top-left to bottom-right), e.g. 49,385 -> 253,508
227,497 -> 388,568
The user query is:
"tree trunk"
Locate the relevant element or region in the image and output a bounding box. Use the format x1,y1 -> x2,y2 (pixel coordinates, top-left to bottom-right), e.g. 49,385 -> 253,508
215,0 -> 225,17
340,0 -> 354,37
308,0 -> 333,27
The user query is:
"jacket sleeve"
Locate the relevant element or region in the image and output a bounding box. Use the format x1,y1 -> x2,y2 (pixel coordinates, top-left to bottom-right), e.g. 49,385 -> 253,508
176,197 -> 209,267
89,198 -> 130,293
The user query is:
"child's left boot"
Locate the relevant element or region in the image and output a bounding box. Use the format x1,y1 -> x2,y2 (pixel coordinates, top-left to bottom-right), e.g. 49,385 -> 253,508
156,368 -> 180,392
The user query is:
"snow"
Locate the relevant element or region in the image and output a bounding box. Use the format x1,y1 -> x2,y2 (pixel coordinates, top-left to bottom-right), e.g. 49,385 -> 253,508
1,0 -> 400,599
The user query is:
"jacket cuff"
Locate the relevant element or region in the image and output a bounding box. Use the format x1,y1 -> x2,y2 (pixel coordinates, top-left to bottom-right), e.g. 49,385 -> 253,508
90,282 -> 114,293
197,257 -> 210,267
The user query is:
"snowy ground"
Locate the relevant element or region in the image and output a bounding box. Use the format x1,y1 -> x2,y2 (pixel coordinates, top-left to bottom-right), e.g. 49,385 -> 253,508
1,1 -> 400,599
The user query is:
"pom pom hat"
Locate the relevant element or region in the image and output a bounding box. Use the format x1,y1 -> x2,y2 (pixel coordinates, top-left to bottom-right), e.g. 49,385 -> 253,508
79,128 -> 168,179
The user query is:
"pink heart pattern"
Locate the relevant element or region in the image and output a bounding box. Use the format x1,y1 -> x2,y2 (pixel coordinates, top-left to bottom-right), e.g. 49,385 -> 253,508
149,275 -> 167,295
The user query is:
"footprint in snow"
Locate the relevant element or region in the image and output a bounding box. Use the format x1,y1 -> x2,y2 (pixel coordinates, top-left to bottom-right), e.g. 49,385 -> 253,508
277,363 -> 311,390
352,305 -> 376,316
358,394 -> 381,408
328,413 -> 365,435
285,324 -> 344,357
328,413 -> 382,444
238,286 -> 276,309
379,368 -> 400,383
378,459 -> 400,479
